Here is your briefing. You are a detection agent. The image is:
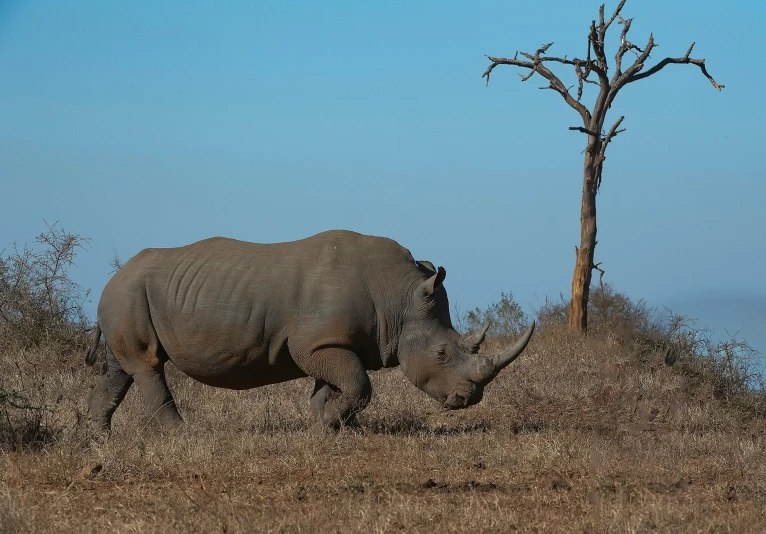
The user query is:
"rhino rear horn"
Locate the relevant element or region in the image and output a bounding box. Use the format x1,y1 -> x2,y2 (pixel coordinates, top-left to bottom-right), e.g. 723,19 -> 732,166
460,322 -> 490,354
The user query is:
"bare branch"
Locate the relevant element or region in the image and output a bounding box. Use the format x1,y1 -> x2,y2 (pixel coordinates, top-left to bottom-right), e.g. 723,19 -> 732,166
589,21 -> 608,75
483,55 -> 535,85
484,48 -> 592,124
606,32 -> 670,111
593,115 -> 626,191
519,47 -> 579,68
626,42 -> 724,91
572,28 -> 602,100
683,42 -> 695,59
538,42 -> 554,55
594,0 -> 630,85
593,262 -> 606,288
570,114 -> 625,147
575,66 -> 587,102
598,4 -> 605,30
604,0 -> 628,31
599,115 -> 626,159
620,33 -> 658,81
613,17 -> 637,80
109,249 -> 124,275
569,126 -> 601,136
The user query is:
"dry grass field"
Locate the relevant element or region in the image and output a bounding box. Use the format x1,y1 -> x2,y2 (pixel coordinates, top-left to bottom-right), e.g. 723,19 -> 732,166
2,322 -> 765,533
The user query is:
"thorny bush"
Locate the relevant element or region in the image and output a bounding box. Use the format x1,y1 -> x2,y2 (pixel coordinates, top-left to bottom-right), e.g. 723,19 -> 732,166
0,221 -> 91,350
0,221 -> 90,450
474,283 -> 765,415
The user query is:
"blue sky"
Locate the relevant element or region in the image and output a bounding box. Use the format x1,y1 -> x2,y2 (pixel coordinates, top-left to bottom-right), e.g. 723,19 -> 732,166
1,1 -> 764,354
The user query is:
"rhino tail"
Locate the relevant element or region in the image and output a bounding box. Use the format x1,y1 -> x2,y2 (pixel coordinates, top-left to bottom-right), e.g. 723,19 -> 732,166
84,323 -> 102,366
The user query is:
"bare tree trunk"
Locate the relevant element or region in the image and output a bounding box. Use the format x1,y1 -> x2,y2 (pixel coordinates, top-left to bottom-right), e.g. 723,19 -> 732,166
569,139 -> 599,332
483,0 -> 724,336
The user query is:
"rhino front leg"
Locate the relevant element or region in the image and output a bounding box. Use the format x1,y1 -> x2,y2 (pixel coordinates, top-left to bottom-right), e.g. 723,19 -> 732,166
310,380 -> 334,422
310,380 -> 362,430
299,348 -> 371,431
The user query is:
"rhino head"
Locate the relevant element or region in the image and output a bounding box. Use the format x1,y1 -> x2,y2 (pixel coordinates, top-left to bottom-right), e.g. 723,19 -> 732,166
397,262 -> 535,410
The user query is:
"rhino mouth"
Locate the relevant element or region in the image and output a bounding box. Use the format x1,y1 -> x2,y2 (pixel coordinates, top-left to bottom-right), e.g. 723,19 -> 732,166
442,387 -> 483,410
443,394 -> 468,410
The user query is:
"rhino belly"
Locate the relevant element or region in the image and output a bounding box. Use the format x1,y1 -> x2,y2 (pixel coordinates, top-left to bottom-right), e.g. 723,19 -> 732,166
153,313 -> 306,390
172,350 -> 306,390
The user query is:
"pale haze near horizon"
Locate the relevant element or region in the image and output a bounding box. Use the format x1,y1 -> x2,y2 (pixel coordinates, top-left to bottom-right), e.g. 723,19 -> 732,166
1,1 -> 764,356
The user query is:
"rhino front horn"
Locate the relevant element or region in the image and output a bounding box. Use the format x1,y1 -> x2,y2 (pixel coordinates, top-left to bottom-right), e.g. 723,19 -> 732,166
482,321 -> 536,382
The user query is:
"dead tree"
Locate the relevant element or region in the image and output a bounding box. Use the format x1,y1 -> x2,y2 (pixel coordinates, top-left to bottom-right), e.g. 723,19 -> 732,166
483,0 -> 723,333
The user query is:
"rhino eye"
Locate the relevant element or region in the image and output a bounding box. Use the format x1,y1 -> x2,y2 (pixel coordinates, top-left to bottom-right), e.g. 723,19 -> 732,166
435,348 -> 449,362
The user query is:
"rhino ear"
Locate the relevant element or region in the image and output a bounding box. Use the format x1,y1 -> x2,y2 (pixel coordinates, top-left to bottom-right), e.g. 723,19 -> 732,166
419,266 -> 446,296
416,260 -> 437,276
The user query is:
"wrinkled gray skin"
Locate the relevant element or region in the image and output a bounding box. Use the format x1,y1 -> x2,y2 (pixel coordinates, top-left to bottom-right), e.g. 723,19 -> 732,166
85,230 -> 535,433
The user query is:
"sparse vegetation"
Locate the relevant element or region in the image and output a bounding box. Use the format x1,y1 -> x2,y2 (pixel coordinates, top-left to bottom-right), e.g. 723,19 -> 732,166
1,226 -> 764,532
462,291 -> 529,343
0,221 -> 90,351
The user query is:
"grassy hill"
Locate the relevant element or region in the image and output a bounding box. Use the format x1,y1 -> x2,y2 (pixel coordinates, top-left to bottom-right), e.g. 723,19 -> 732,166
1,228 -> 765,532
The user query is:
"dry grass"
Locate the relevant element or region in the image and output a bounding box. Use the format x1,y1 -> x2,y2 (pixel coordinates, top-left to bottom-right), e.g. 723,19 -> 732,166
2,325 -> 765,533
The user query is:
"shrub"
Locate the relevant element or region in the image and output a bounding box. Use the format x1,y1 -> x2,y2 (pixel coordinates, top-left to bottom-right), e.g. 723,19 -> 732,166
0,383 -> 54,452
0,221 -> 91,350
533,293 -> 570,329
462,291 -> 529,343
665,314 -> 765,408
479,282 -> 764,412
532,282 -> 665,336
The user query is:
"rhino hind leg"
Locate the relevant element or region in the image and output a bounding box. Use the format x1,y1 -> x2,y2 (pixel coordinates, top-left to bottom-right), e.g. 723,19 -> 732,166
133,367 -> 183,429
301,348 -> 371,431
97,321 -> 184,432
87,348 -> 134,434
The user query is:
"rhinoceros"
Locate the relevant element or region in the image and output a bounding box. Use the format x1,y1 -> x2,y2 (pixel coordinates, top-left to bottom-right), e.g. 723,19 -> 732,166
84,230 -> 535,432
